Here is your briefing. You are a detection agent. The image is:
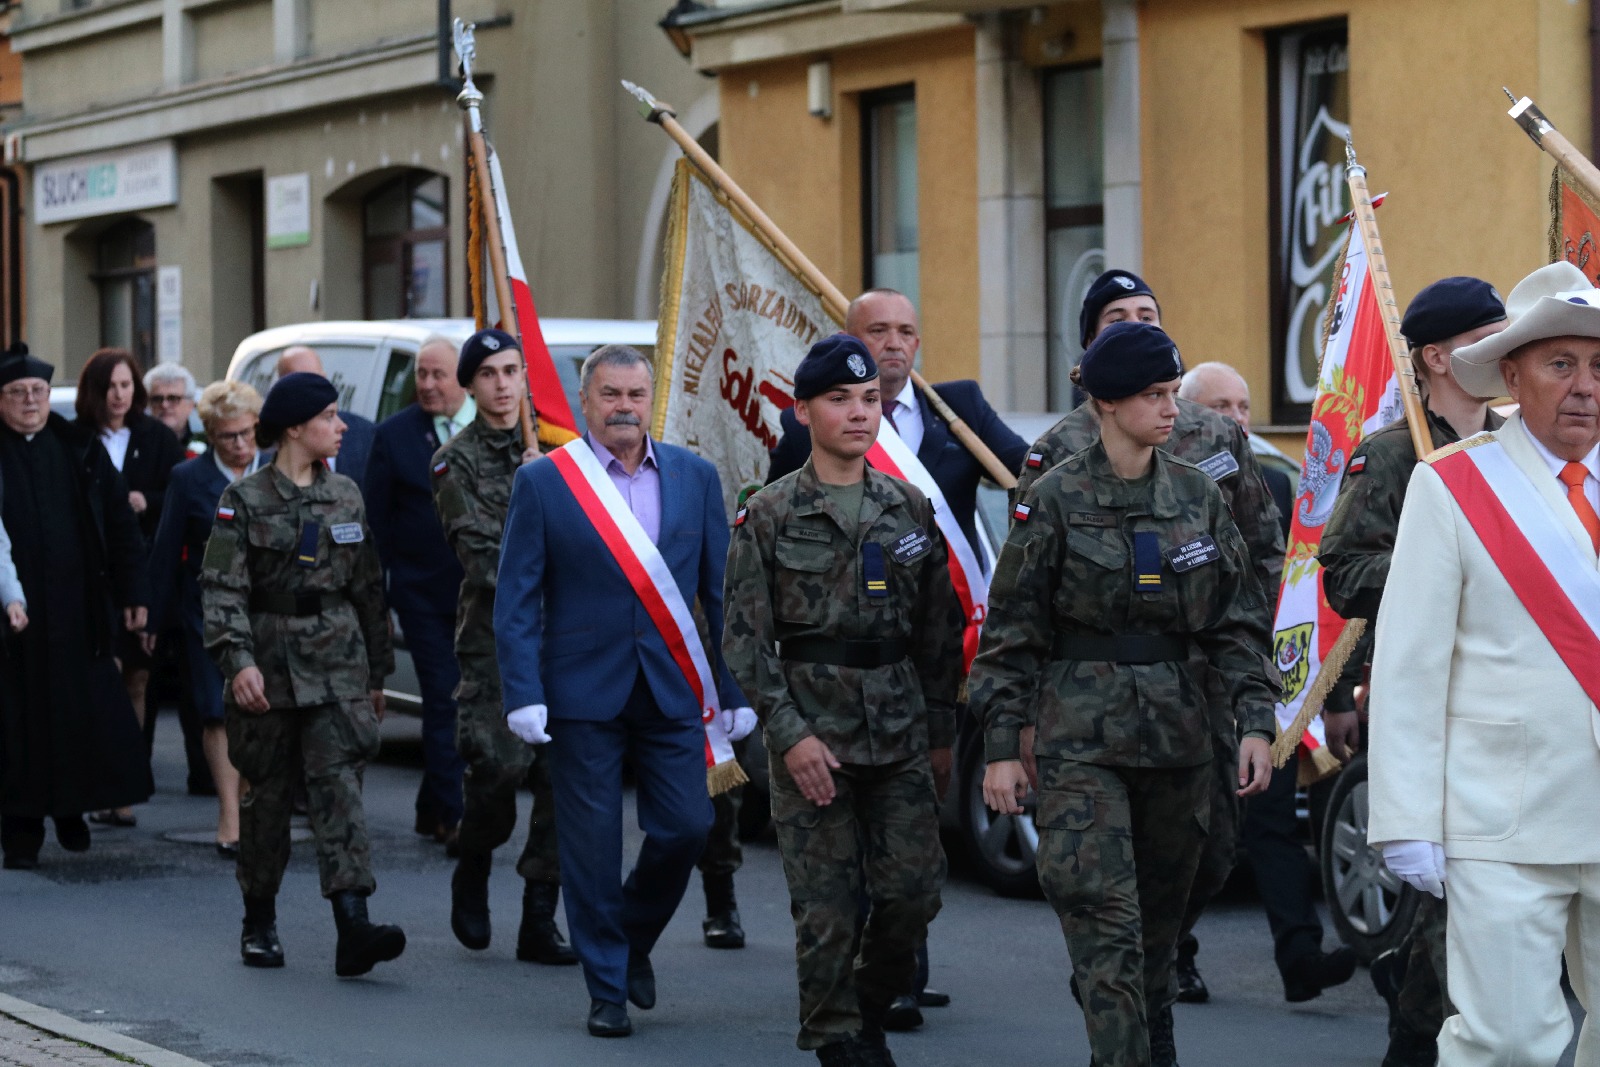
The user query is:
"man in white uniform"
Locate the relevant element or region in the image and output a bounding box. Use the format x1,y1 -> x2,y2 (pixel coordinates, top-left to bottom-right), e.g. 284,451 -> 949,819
1369,260 -> 1600,1066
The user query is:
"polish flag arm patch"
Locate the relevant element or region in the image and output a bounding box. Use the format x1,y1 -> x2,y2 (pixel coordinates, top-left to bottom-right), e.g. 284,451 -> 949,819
216,505 -> 236,522
734,506 -> 748,527
1012,502 -> 1031,523
1349,455 -> 1366,474
1025,452 -> 1045,470
431,459 -> 449,477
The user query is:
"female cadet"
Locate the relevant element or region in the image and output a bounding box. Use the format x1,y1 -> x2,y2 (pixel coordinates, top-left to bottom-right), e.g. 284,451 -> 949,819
201,372 -> 401,977
970,321 -> 1277,1067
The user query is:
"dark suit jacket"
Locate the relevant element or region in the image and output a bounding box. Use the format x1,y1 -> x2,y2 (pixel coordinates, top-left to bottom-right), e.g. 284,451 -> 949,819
1263,466 -> 1293,541
76,411 -> 183,543
146,454 -> 230,721
364,404 -> 464,619
334,410 -> 375,489
766,379 -> 1028,556
494,438 -> 744,722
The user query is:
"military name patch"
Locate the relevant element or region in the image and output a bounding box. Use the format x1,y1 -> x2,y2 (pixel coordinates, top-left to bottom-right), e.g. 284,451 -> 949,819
1068,512 -> 1116,528
216,505 -> 236,522
431,459 -> 449,477
1166,535 -> 1220,573
330,522 -> 365,544
782,524 -> 831,544
890,526 -> 932,564
1025,451 -> 1045,470
1197,451 -> 1240,482
1012,502 -> 1031,523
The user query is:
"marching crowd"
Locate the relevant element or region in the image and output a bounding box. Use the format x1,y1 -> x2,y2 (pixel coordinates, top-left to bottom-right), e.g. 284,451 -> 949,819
1,262 -> 1597,1067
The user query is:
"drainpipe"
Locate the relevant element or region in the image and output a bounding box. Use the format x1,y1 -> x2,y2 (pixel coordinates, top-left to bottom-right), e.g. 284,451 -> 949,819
1102,0 -> 1142,273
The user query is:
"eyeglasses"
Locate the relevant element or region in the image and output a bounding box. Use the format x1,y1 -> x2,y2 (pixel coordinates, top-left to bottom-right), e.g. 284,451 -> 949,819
1,384 -> 48,401
150,394 -> 187,407
211,428 -> 256,445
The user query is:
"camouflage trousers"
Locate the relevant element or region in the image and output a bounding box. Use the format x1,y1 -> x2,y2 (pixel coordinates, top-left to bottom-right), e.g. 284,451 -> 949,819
454,669 -> 560,884
697,786 -> 743,879
1179,730 -> 1241,944
1035,757 -> 1210,1067
226,696 -> 381,899
770,753 -> 945,1051
1395,893 -> 1451,1039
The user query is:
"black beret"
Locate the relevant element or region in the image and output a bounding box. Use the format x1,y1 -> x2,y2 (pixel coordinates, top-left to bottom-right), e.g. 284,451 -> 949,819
0,342 -> 54,388
457,328 -> 519,386
1400,277 -> 1507,348
1080,269 -> 1157,347
259,372 -> 339,436
792,333 -> 877,400
1078,321 -> 1184,401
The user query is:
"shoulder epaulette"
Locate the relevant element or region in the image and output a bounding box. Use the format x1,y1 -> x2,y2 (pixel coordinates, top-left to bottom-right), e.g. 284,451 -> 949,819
1424,431 -> 1495,465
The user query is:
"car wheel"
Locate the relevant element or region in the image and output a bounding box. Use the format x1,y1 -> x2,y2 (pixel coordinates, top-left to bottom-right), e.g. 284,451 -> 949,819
957,735 -> 1040,897
1320,752 -> 1420,963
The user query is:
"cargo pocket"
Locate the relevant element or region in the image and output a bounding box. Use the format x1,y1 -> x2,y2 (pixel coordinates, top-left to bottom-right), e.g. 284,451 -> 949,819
1034,788 -> 1105,913
770,779 -> 853,902
774,538 -> 834,624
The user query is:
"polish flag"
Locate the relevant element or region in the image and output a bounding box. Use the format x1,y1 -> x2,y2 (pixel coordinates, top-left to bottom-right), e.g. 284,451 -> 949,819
486,145 -> 579,444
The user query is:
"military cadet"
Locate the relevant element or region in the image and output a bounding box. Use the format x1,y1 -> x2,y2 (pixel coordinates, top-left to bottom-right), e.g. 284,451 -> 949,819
1013,269 -> 1290,1006
723,334 -> 965,1067
1318,276 -> 1507,1067
202,371 -> 402,977
430,328 -> 574,966
973,321 -> 1277,1067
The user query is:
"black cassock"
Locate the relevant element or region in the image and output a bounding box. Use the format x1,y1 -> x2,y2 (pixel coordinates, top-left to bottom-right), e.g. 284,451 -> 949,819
0,417 -> 151,818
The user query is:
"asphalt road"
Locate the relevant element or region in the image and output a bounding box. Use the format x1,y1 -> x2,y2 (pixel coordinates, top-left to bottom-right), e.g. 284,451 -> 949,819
0,713 -> 1573,1066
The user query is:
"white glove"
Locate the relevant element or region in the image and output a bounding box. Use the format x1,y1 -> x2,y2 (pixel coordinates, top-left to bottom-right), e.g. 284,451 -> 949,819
506,704 -> 551,745
720,706 -> 758,743
1382,840 -> 1446,899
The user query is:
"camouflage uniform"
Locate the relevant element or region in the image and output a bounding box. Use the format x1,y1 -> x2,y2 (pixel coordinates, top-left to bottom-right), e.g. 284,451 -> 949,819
722,459 -> 965,1052
1015,397 -> 1284,949
430,418 -> 559,883
202,464 -> 394,900
1319,406 -> 1500,1044
971,442 -> 1279,1067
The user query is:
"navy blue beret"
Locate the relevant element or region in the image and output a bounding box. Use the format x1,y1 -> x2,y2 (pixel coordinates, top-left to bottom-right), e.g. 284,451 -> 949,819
1080,269 -> 1157,347
1400,277 -> 1506,348
793,333 -> 878,400
259,372 -> 338,434
457,328 -> 520,386
1078,321 -> 1184,401
0,342 -> 53,387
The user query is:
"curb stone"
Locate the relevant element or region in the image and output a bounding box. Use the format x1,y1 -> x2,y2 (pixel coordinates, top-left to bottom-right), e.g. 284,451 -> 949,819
0,993 -> 211,1067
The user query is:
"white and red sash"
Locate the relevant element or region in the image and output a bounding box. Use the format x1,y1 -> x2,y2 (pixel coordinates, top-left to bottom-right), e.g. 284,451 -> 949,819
867,425 -> 989,670
1431,438 -> 1600,710
547,439 -> 745,793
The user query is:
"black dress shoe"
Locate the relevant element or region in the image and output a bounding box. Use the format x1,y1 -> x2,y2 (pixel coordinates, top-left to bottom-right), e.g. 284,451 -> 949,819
587,999 -> 632,1038
216,841 -> 240,860
1369,947 -> 1408,1019
626,951 -> 656,1010
1282,946 -> 1358,1002
1382,1027 -> 1439,1067
1175,950 -> 1209,1004
916,989 -> 951,1008
241,897 -> 285,968
55,815 -> 91,852
2,852 -> 39,871
881,995 -> 924,1032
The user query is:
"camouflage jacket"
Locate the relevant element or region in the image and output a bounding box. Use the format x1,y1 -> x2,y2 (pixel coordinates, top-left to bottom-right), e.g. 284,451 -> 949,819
1014,397 -> 1284,596
1319,405 -> 1503,710
430,417 -> 524,660
971,443 -> 1279,769
202,463 -> 393,709
722,459 -> 966,765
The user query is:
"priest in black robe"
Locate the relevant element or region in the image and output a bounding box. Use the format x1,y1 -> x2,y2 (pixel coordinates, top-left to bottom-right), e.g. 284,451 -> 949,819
0,343 -> 151,869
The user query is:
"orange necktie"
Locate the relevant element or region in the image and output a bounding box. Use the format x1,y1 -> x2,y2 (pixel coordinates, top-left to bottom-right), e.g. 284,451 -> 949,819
1560,461 -> 1600,552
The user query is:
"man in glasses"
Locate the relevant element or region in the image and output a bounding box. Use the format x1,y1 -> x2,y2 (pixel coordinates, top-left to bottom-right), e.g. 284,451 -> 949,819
145,365 -> 201,453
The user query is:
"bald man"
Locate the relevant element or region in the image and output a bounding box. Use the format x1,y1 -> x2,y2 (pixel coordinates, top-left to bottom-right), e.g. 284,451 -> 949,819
1178,363 -> 1292,538
272,346 -> 375,487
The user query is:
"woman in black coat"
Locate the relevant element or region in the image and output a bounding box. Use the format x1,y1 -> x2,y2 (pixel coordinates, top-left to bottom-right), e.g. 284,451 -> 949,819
76,348 -> 182,826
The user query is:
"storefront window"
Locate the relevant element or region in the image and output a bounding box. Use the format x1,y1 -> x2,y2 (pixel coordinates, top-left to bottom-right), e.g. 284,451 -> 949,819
1043,64 -> 1105,411
1269,20 -> 1350,424
862,87 -> 919,307
94,218 -> 155,366
363,171 -> 449,319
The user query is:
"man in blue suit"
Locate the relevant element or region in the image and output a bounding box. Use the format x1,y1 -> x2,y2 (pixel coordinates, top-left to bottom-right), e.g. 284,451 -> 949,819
364,337 -> 472,845
275,346 -> 374,487
495,344 -> 753,1038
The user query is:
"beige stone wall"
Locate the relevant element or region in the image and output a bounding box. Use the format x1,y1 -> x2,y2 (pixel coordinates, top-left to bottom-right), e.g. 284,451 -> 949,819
22,24 -> 162,119
193,0 -> 274,82
310,0 -> 437,58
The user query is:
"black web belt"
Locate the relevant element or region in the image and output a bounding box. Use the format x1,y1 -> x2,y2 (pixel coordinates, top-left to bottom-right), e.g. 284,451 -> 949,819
778,636 -> 910,669
249,591 -> 348,616
1051,633 -> 1189,664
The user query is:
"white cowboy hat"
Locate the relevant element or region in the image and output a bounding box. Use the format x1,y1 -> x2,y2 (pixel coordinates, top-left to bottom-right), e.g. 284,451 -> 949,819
1452,261 -> 1600,398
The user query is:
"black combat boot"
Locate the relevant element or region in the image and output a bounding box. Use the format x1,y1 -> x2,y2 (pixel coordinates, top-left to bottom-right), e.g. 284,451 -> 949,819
516,881 -> 577,965
450,851 -> 492,950
1381,1028 -> 1439,1067
814,1039 -> 855,1067
1174,934 -> 1208,1003
330,890 -> 406,977
240,896 -> 285,968
857,1000 -> 899,1067
1148,1003 -> 1179,1067
701,871 -> 746,949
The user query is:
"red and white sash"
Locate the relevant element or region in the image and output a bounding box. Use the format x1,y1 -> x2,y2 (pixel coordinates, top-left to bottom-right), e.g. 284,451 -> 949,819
547,439 -> 745,794
867,425 -> 989,670
1431,438 -> 1600,709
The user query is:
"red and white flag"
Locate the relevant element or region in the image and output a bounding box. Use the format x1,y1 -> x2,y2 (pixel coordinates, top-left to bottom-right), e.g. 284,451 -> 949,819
485,145 -> 579,446
1272,219 -> 1402,773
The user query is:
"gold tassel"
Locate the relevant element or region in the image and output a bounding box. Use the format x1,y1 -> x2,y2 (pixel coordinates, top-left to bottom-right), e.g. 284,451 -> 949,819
467,160 -> 486,330
1298,744 -> 1345,787
706,759 -> 749,797
1270,617 -> 1366,769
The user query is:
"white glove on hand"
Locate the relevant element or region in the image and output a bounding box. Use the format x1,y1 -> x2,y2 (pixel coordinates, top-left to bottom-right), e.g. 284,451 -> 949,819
507,704 -> 551,745
720,706 -> 758,743
1382,840 -> 1446,899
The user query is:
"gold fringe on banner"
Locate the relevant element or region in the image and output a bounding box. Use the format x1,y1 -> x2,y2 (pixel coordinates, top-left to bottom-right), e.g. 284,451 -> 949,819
1551,164 -> 1566,265
466,161 -> 486,330
1271,617 -> 1365,778
707,758 -> 749,797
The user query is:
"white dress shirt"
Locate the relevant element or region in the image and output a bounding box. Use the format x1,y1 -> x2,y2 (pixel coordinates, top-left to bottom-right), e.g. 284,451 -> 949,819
1522,428 -> 1600,511
100,426 -> 131,471
887,380 -> 924,455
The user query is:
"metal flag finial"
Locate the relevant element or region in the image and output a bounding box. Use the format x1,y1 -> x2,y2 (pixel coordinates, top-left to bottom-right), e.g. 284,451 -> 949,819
621,80 -> 676,124
1343,129 -> 1366,180
452,18 -> 482,117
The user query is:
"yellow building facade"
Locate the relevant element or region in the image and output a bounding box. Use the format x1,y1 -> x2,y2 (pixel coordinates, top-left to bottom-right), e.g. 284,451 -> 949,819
676,0 -> 1593,447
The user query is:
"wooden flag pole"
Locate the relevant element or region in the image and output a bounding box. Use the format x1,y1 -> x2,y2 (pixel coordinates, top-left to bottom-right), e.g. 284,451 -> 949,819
622,80 -> 1018,490
1505,89 -> 1600,206
454,20 -> 536,447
